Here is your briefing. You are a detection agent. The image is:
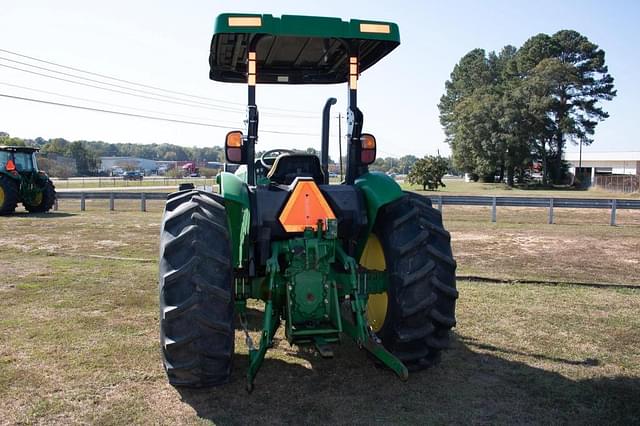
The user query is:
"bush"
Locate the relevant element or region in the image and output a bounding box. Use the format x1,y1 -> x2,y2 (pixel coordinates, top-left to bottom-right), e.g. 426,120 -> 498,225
407,155 -> 449,191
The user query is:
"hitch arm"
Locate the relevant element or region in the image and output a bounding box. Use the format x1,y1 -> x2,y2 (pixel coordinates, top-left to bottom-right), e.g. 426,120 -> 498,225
246,250 -> 282,392
335,246 -> 408,381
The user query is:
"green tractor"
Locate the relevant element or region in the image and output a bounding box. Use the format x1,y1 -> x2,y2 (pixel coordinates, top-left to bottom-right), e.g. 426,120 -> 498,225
0,146 -> 56,215
159,13 -> 457,391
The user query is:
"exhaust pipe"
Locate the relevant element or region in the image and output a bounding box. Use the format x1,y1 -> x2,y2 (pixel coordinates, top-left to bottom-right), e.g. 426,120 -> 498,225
321,97 -> 337,184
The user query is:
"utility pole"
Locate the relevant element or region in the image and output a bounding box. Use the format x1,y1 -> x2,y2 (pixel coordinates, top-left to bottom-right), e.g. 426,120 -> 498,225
337,113 -> 343,181
579,138 -> 583,170
578,137 -> 584,185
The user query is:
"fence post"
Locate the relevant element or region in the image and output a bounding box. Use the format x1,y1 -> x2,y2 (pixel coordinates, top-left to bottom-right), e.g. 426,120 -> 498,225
437,195 -> 443,212
80,193 -> 86,211
548,198 -> 554,224
491,196 -> 497,223
141,193 -> 146,212
610,199 -> 617,226
109,193 -> 115,211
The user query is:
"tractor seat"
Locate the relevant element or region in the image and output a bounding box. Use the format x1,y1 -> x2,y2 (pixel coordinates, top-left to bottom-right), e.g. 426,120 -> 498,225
267,154 -> 325,185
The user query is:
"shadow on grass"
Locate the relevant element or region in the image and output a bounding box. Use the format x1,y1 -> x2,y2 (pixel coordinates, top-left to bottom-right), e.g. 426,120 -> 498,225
517,185 -> 589,192
233,307 -> 265,332
458,275 -> 640,290
10,211 -> 76,218
458,335 -> 600,366
176,333 -> 640,425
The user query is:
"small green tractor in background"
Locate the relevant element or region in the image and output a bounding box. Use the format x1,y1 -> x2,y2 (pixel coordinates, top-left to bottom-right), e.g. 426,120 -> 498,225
0,146 -> 56,215
159,13 -> 458,391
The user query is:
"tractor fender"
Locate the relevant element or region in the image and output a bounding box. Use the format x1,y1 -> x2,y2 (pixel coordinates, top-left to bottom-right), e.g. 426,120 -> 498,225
0,170 -> 21,181
218,172 -> 251,268
218,171 -> 250,208
354,172 -> 404,254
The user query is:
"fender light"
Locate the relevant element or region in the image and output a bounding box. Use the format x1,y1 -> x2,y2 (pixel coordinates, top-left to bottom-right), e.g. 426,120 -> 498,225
360,134 -> 377,165
225,131 -> 246,164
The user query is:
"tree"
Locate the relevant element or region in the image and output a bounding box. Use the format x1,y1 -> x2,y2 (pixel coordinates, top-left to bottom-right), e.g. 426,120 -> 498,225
407,155 -> 449,191
41,138 -> 70,155
369,157 -> 387,172
440,46 -> 530,185
37,156 -> 75,179
66,141 -> 98,175
0,133 -> 27,147
516,30 -> 616,182
440,30 -> 615,185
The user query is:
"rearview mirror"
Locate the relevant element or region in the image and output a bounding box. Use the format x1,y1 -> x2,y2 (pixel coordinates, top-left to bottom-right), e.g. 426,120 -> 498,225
225,131 -> 246,164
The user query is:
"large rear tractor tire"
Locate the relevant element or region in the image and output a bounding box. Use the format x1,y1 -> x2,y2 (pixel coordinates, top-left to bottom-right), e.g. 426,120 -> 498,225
23,180 -> 56,213
362,192 -> 458,371
0,176 -> 19,215
159,189 -> 235,387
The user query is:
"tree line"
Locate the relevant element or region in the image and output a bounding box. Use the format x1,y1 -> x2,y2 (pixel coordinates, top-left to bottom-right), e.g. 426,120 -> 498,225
439,30 -> 616,185
0,132 -> 226,177
1,131 -> 429,177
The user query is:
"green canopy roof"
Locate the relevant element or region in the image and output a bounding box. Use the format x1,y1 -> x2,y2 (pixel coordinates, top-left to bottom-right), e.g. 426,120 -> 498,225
209,13 -> 400,84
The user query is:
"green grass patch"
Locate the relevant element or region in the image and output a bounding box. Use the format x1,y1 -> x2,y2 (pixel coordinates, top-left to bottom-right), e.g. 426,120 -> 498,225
404,177 -> 640,199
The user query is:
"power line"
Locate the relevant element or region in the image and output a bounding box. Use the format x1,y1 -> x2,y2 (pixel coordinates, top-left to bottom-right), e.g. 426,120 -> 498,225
0,48 -> 242,104
0,47 -> 321,116
0,92 -> 322,137
0,62 -> 245,113
0,61 -> 319,120
0,81 -> 238,122
0,55 -> 241,110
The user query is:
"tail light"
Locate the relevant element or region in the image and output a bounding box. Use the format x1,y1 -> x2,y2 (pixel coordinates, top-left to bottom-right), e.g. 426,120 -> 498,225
225,131 -> 246,164
360,134 -> 376,165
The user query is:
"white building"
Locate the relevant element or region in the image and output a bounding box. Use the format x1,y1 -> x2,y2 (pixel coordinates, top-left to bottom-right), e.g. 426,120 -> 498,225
565,151 -> 640,185
99,157 -> 158,175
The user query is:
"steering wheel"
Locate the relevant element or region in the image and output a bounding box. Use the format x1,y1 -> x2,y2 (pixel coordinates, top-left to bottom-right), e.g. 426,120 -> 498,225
260,149 -> 295,171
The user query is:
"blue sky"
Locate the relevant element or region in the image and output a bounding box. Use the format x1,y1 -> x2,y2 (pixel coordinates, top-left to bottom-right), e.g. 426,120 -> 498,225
0,0 -> 638,157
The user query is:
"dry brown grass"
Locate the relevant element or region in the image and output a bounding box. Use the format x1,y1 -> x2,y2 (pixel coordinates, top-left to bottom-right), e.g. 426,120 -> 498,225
446,206 -> 640,285
0,201 -> 639,424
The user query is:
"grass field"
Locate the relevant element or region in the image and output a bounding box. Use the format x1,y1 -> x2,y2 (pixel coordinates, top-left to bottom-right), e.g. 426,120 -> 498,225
404,177 -> 640,199
1,201 -> 639,424
51,175 -> 640,200
51,177 -> 215,190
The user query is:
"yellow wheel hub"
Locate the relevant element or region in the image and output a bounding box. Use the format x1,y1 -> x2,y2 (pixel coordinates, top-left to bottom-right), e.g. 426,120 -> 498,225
0,186 -> 5,207
360,234 -> 388,333
33,191 -> 43,206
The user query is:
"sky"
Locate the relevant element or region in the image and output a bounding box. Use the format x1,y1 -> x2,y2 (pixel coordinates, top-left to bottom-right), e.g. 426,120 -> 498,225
0,0 -> 638,158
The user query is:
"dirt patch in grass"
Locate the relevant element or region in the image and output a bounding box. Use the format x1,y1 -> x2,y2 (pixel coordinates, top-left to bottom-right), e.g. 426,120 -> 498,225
445,206 -> 640,285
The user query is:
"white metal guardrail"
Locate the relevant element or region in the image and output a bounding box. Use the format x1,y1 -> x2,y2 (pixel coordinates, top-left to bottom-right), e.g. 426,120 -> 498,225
429,195 -> 639,226
56,191 -> 168,212
50,176 -> 215,189
55,192 -> 640,225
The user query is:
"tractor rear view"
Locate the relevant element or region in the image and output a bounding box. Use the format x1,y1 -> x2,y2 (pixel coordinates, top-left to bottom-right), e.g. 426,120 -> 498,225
0,146 -> 56,215
158,13 -> 457,391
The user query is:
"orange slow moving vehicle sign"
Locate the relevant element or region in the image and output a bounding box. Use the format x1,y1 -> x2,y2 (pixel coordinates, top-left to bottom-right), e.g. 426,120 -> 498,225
279,179 -> 336,232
